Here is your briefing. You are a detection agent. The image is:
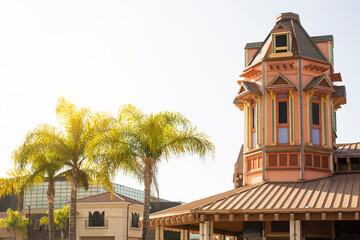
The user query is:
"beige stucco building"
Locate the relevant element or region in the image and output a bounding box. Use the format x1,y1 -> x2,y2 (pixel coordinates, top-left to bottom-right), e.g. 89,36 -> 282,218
76,192 -> 143,240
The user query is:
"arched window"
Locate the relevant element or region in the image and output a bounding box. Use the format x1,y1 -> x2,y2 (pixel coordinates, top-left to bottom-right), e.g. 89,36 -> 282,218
89,211 -> 105,227
131,213 -> 140,228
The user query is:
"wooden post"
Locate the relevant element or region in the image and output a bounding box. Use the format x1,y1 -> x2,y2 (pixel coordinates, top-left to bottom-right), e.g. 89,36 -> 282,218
155,226 -> 164,240
289,220 -> 301,240
219,234 -> 225,240
199,221 -> 213,240
181,229 -> 189,240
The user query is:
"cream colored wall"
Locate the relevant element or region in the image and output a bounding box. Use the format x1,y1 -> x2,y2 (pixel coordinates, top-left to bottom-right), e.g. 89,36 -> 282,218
0,227 -> 25,240
76,202 -> 143,240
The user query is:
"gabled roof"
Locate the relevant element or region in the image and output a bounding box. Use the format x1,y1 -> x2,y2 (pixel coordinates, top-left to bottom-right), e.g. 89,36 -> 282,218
240,81 -> 262,95
246,13 -> 330,68
76,192 -> 142,205
303,75 -> 334,92
266,72 -> 296,91
150,174 -> 360,219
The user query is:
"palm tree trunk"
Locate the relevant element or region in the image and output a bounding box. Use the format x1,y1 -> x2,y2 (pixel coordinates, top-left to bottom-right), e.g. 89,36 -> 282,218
12,227 -> 16,240
142,161 -> 152,240
47,179 -> 56,240
69,168 -> 79,240
61,228 -> 64,240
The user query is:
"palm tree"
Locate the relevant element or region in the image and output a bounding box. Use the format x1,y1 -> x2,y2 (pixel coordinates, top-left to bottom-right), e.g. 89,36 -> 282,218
91,105 -> 215,240
0,208 -> 29,240
16,97 -> 115,240
10,149 -> 64,240
40,205 -> 69,240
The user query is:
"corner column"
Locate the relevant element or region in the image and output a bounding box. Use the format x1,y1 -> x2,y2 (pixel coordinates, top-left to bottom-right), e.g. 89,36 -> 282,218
289,220 -> 301,240
199,221 -> 213,240
155,226 -> 164,240
181,229 -> 189,240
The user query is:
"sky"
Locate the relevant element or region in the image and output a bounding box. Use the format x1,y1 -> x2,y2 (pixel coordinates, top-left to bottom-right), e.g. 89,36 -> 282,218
1,0 -> 360,203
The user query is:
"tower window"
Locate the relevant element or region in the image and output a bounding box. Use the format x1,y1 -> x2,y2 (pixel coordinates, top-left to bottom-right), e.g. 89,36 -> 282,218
278,101 -> 288,124
312,102 -> 320,125
311,99 -> 321,145
270,32 -> 293,58
275,35 -> 287,52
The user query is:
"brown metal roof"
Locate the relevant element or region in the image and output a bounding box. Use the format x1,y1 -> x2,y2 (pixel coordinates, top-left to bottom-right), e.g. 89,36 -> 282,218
335,142 -> 360,156
150,174 -> 360,219
76,192 -> 142,205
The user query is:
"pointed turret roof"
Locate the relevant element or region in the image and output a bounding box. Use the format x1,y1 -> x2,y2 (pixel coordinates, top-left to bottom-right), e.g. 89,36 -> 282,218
246,12 -> 330,67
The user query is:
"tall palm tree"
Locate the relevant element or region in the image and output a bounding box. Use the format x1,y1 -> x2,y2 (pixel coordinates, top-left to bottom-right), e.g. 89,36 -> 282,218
16,97 -> 115,240
0,208 -> 29,240
40,205 -> 69,240
10,148 -> 64,240
91,105 -> 215,240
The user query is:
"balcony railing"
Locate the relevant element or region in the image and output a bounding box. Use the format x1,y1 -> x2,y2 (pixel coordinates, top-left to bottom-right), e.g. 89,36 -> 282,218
85,219 -> 108,227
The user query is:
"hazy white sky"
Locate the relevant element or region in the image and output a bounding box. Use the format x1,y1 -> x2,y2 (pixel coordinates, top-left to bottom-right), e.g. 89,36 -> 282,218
1,0 -> 359,203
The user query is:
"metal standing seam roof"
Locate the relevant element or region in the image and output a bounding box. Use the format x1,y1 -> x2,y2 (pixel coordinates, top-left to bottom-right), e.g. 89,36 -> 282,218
335,142 -> 360,155
150,174 -> 360,218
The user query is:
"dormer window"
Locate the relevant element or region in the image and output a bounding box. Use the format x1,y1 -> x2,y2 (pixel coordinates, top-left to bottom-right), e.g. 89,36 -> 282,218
270,32 -> 293,58
275,34 -> 287,53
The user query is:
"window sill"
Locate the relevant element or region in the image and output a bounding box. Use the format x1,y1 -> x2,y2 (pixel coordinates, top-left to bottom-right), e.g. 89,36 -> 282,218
304,167 -> 331,172
85,226 -> 108,229
130,227 -> 142,231
246,168 -> 263,175
270,52 -> 293,58
266,167 -> 300,170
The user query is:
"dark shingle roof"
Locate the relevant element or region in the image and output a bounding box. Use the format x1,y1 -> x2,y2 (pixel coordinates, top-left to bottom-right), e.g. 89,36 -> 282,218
244,42 -> 263,49
332,85 -> 346,98
76,192 -> 142,205
292,21 -> 329,63
246,15 -> 331,67
244,35 -> 333,50
303,75 -> 333,91
242,81 -> 262,95
233,98 -> 243,104
311,35 -> 334,43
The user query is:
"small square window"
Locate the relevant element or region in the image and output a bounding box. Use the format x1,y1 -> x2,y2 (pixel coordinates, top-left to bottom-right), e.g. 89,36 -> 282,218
275,35 -> 287,47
